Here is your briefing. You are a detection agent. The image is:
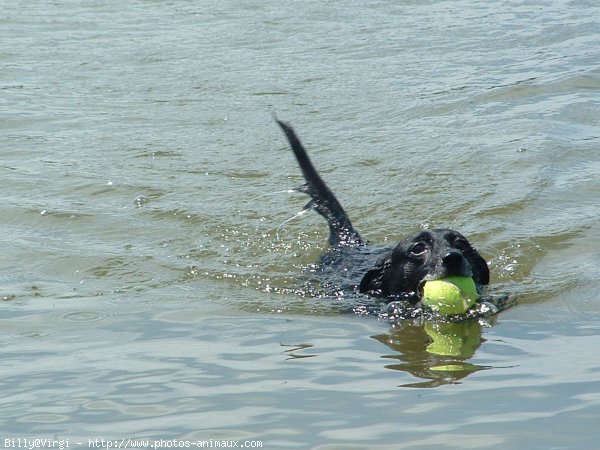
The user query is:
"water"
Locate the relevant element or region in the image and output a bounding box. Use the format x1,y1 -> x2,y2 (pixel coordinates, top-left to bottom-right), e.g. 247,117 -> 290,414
1,0 -> 600,447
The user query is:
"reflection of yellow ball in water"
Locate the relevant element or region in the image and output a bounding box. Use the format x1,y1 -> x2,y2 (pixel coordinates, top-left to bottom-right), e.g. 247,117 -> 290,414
425,321 -> 481,358
421,276 -> 478,315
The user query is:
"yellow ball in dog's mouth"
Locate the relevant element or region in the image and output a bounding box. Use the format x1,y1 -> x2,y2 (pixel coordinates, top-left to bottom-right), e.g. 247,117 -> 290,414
421,276 -> 479,315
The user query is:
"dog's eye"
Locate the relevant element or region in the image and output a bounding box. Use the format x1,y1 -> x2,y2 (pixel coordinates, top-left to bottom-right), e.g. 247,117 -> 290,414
410,242 -> 428,256
454,238 -> 469,250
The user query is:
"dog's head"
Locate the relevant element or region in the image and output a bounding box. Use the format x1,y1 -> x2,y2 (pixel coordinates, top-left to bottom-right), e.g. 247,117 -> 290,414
359,229 -> 489,303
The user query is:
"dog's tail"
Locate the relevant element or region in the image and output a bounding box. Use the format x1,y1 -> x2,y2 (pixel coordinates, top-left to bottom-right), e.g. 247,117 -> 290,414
276,120 -> 364,247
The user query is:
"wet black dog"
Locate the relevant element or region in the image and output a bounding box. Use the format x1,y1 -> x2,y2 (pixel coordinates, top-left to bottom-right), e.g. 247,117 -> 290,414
277,120 -> 490,305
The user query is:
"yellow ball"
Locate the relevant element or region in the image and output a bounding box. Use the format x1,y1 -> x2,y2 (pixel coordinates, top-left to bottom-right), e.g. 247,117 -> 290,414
421,276 -> 478,315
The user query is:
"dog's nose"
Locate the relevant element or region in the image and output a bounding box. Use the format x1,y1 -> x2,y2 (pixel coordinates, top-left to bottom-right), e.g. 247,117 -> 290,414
442,251 -> 464,270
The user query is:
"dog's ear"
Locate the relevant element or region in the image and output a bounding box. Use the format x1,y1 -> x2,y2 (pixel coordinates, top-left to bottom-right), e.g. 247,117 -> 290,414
359,268 -> 383,295
448,230 -> 490,287
359,259 -> 390,295
469,250 -> 490,286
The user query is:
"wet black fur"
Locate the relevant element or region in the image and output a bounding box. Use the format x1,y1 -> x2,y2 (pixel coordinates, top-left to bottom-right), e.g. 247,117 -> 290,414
277,120 -> 490,304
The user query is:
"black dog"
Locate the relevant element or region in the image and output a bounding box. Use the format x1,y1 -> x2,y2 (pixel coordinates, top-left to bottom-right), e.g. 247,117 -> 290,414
277,120 -> 490,305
